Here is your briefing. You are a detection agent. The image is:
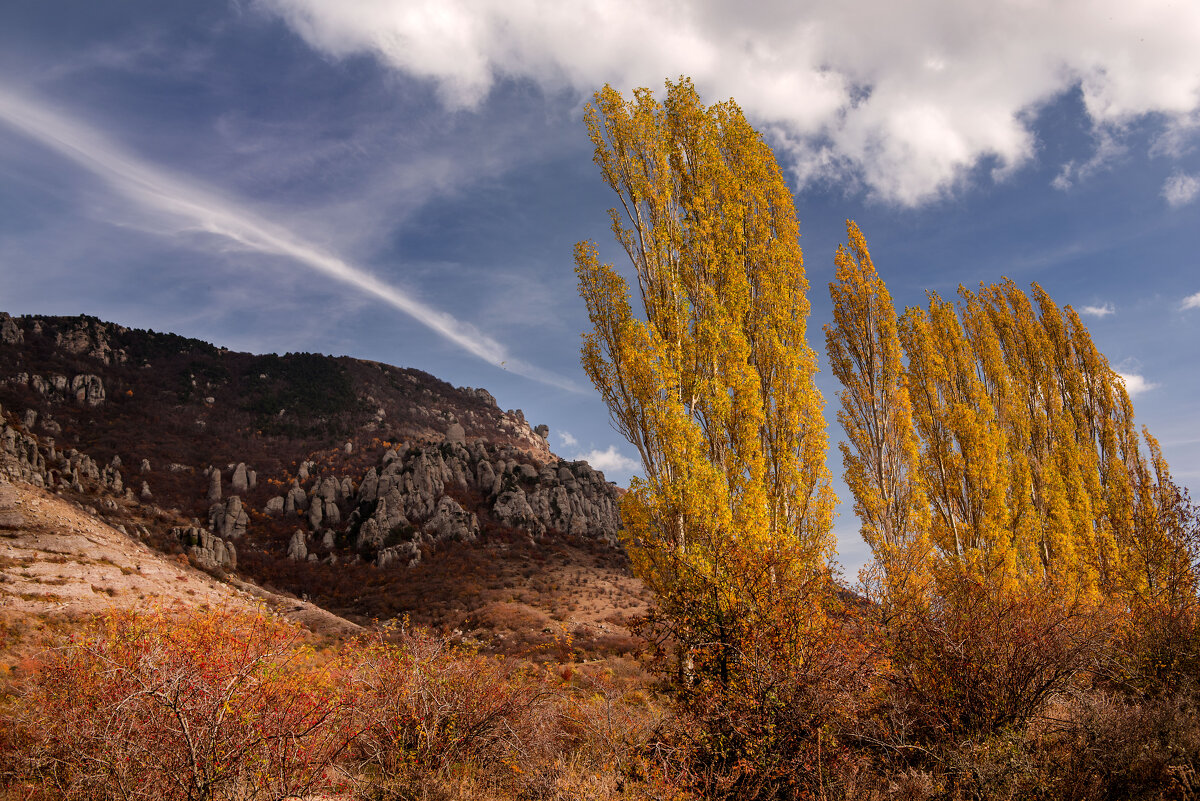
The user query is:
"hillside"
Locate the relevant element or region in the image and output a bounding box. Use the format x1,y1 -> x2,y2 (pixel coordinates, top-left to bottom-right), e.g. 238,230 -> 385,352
0,312 -> 648,656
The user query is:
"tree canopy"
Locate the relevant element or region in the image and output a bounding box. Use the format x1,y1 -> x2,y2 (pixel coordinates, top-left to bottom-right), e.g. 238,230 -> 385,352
574,78 -> 835,673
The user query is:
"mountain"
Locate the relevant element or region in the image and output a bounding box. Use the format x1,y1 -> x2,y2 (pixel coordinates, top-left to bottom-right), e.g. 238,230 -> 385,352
0,312 -> 647,653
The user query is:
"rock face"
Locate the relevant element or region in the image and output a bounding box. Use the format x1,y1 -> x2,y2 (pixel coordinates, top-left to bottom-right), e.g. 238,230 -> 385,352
7,372 -> 106,406
175,526 -> 237,570
0,313 -> 23,345
342,439 -> 621,567
209,496 -> 248,539
287,529 -> 308,561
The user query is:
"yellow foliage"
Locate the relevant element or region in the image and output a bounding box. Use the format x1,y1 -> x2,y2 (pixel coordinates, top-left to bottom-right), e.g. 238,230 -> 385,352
575,79 -> 834,669
828,225 -> 1195,608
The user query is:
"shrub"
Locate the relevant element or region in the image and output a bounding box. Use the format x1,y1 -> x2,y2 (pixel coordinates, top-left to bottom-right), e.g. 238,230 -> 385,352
1,606 -> 351,800
343,625 -> 563,799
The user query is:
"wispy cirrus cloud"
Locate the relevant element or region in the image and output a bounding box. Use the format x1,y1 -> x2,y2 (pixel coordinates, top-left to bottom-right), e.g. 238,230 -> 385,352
258,0 -> 1200,206
1182,291 -> 1200,311
0,84 -> 577,391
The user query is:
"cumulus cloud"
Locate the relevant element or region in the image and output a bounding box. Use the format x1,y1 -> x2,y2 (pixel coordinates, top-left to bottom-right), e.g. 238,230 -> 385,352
1163,172 -> 1200,207
1079,303 -> 1115,318
574,445 -> 641,476
1182,291 -> 1200,311
0,84 -> 577,391
258,0 -> 1200,205
556,430 -> 579,448
1116,372 -> 1158,397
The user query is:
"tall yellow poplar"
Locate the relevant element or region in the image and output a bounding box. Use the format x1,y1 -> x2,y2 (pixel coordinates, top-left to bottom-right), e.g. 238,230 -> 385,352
574,79 -> 835,671
825,221 -> 930,607
831,249 -> 1191,605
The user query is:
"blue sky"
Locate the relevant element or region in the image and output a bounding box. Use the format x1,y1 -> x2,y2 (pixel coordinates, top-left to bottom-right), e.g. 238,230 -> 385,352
1,0 -> 1198,574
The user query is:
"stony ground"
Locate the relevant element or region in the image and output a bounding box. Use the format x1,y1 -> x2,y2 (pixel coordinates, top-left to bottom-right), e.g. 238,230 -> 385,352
0,478 -> 359,652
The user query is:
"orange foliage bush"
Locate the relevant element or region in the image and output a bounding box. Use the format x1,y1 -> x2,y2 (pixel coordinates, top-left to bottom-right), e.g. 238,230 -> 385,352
0,606 -> 352,800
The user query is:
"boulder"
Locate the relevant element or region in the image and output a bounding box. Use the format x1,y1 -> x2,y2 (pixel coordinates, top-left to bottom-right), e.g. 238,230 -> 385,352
423,496 -> 479,542
209,496 -> 248,539
231,463 -> 249,493
287,529 -> 308,561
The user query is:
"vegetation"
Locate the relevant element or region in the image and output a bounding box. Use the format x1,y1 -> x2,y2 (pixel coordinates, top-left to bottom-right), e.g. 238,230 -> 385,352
575,78 -> 835,690
573,81 -> 1200,800
1,79 -> 1197,800
0,607 -> 674,800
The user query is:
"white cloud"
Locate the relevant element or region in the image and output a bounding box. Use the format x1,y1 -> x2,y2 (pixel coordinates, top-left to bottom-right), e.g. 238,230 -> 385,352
0,84 -> 577,391
1116,372 -> 1158,397
1163,172 -> 1200,207
556,430 -> 579,448
574,445 -> 641,476
1079,303 -> 1115,318
1080,302 -> 1113,316
258,0 -> 1200,205
1182,292 -> 1200,311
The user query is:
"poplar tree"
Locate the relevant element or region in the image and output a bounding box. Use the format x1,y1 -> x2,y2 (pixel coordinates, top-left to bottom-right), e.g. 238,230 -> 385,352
574,79 -> 835,675
825,221 -> 931,608
828,223 -> 1195,605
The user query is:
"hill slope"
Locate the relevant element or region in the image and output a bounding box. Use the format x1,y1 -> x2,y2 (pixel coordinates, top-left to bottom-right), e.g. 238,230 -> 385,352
0,312 -> 647,656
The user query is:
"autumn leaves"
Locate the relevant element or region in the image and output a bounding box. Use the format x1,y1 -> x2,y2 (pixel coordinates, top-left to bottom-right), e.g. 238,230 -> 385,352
828,224 -> 1195,611
575,77 -> 1196,650
570,80 -> 1199,797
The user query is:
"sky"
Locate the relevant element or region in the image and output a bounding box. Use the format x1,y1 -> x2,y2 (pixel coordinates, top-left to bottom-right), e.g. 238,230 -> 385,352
1,0 -> 1198,576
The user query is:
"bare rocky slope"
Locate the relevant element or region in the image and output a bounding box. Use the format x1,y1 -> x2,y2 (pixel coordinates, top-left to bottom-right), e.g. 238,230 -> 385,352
0,312 -> 646,653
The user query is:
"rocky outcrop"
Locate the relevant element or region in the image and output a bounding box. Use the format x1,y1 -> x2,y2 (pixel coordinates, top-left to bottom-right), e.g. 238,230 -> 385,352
7,372 -> 107,406
0,313 -> 23,345
339,439 -> 620,567
424,495 -> 479,542
51,317 -> 129,366
175,525 -> 237,570
231,463 -> 250,493
0,406 -> 133,499
209,496 -> 248,539
285,482 -> 307,514
71,374 -> 106,406
287,529 -> 308,561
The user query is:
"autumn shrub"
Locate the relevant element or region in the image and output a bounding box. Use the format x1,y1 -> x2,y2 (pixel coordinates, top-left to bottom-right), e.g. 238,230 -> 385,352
342,625 -> 565,799
0,606 -> 352,800
879,579 -> 1107,747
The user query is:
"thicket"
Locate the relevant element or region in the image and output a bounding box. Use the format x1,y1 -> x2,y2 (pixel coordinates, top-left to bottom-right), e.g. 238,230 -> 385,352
0,606 -> 677,800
